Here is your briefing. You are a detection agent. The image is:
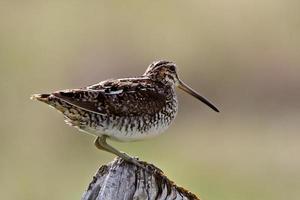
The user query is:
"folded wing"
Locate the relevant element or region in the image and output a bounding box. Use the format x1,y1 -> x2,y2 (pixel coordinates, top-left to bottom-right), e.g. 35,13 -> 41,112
53,79 -> 167,117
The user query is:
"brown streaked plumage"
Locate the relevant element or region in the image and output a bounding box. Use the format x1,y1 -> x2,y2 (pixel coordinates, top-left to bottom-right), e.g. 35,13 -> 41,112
31,60 -> 219,168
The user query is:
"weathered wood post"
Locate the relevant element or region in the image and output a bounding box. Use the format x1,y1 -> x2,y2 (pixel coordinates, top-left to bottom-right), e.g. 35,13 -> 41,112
82,158 -> 200,200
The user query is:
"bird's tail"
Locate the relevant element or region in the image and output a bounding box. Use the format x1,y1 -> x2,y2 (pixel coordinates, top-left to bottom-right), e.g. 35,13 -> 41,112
31,93 -> 69,113
30,93 -> 52,103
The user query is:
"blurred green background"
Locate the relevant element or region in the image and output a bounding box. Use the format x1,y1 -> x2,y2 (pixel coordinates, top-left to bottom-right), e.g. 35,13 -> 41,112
1,1 -> 300,199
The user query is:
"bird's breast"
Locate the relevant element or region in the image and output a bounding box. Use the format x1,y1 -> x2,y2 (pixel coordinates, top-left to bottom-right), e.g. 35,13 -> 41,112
83,97 -> 178,142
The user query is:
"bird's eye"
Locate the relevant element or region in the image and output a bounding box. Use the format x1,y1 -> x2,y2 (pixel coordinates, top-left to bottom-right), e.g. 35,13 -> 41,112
169,66 -> 176,72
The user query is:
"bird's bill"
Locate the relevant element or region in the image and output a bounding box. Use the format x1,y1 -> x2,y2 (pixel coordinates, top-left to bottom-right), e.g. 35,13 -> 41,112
178,80 -> 219,112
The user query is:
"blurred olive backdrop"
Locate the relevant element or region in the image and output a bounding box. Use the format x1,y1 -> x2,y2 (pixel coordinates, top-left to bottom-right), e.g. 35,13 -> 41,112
1,1 -> 300,200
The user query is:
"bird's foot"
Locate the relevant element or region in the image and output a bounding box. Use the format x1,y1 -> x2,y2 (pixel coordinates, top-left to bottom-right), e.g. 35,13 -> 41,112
118,153 -> 153,173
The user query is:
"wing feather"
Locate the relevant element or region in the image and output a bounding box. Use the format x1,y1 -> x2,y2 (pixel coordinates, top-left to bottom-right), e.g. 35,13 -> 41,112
53,79 -> 167,116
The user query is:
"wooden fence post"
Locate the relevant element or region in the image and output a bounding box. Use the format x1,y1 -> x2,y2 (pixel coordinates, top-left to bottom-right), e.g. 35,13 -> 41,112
82,157 -> 200,200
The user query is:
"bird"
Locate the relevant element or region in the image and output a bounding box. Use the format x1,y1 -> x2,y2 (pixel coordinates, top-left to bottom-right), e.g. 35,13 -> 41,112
31,60 -> 219,168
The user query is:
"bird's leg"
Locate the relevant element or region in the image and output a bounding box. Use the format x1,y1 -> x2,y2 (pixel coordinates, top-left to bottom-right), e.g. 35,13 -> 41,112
94,136 -> 146,170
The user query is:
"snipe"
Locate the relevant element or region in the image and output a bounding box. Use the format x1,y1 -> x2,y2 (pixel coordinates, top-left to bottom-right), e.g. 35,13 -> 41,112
31,60 -> 219,168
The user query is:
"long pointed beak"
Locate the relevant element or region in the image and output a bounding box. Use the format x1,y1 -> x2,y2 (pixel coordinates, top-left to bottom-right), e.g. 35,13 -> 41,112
178,80 -> 219,112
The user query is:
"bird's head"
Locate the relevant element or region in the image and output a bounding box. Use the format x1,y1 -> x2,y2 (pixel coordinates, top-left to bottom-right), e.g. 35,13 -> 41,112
143,60 -> 180,85
144,60 -> 219,112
